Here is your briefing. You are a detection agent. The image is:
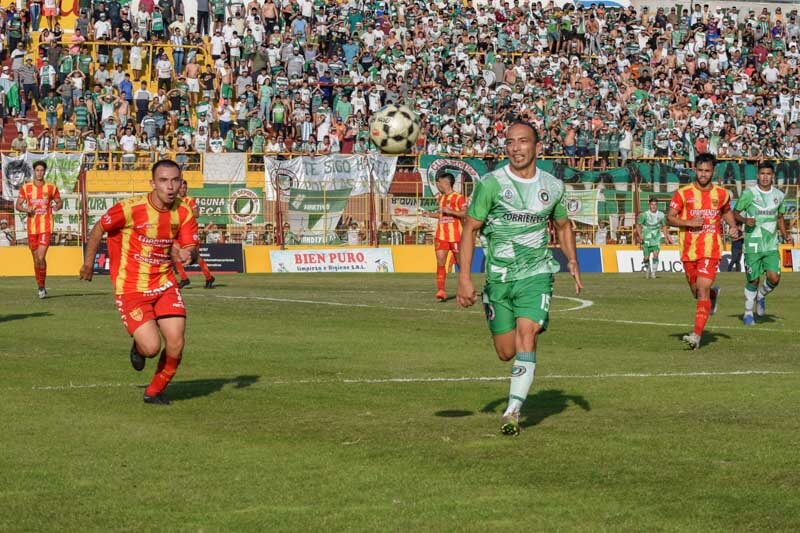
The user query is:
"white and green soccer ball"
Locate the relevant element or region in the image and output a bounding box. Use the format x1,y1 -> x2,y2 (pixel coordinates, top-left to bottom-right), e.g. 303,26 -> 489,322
369,104 -> 421,154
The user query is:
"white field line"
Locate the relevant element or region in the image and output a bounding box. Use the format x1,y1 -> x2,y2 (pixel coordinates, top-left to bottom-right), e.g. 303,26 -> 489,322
195,293 -> 792,333
199,294 -> 594,313
18,370 -> 797,393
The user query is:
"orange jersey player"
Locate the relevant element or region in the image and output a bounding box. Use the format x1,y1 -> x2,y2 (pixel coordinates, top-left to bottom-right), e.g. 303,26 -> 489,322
80,160 -> 199,405
15,160 -> 63,299
667,153 -> 738,350
176,180 -> 216,289
433,170 -> 467,301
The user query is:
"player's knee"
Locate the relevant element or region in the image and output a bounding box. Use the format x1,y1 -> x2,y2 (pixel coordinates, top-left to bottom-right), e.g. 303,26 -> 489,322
137,338 -> 161,357
495,348 -> 515,361
163,337 -> 185,355
767,272 -> 780,286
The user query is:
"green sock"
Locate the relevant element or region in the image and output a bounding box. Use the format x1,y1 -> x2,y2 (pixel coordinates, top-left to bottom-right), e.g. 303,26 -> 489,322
505,351 -> 536,415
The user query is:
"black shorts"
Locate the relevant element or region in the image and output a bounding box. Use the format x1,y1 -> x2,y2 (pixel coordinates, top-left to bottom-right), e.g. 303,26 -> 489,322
599,150 -> 609,160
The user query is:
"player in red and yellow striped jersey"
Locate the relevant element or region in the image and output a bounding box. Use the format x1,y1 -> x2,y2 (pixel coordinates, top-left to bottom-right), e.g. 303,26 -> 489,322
14,161 -> 63,299
433,171 -> 467,301
667,153 -> 738,350
176,180 -> 216,289
80,160 -> 199,405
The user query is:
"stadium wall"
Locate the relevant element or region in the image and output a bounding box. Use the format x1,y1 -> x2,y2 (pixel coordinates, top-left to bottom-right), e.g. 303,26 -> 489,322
0,245 -> 794,276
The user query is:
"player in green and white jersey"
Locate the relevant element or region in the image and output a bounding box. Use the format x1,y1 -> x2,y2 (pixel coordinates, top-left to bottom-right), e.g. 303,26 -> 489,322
456,122 -> 583,437
733,162 -> 790,326
635,197 -> 672,279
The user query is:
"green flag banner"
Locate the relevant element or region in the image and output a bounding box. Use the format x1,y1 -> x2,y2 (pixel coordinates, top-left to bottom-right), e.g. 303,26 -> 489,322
564,189 -> 600,226
288,187 -> 353,244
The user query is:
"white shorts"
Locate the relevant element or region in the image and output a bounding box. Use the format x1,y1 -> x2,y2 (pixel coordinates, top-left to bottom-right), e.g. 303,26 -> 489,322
186,78 -> 200,92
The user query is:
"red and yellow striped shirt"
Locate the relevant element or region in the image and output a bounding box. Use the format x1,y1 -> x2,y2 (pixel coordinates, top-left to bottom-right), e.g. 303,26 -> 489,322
669,184 -> 730,262
435,192 -> 467,243
19,182 -> 60,235
102,194 -> 199,295
183,196 -> 198,211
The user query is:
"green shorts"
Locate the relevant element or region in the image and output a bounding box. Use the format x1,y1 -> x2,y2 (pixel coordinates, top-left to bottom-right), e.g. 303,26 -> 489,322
482,274 -> 554,336
744,251 -> 780,282
642,244 -> 660,257
221,84 -> 233,99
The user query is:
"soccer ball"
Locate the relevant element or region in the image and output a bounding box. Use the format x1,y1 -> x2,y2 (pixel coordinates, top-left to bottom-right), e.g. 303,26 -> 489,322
369,105 -> 420,154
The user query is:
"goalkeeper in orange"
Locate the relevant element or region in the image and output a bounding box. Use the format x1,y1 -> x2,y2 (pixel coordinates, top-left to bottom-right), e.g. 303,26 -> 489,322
433,171 -> 467,301
176,180 -> 215,289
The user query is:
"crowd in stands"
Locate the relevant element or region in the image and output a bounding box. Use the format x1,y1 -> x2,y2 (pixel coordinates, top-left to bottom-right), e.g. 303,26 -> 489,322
1,0 -> 799,168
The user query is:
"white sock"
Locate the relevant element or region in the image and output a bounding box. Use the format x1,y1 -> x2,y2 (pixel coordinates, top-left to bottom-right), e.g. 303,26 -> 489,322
757,279 -> 777,300
744,285 -> 757,314
504,352 -> 536,415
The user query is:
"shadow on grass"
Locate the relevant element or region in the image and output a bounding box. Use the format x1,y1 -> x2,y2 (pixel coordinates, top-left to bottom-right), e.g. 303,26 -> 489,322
163,374 -> 259,402
726,313 -> 778,324
668,331 -> 731,347
45,292 -> 107,299
461,389 -> 591,428
0,311 -> 52,323
434,409 -> 474,418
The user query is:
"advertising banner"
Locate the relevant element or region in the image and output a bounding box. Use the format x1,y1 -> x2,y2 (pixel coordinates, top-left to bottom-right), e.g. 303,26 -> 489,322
793,249 -> 800,273
616,250 -> 738,273
264,155 -> 398,200
91,243 -> 244,275
189,186 -> 264,225
270,248 -> 394,273
184,244 -> 244,273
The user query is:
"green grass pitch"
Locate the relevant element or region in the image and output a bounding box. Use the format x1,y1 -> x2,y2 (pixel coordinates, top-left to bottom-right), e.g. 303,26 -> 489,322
1,272 -> 799,531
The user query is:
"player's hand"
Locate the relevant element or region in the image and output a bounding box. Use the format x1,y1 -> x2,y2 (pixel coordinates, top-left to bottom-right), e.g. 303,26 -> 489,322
172,245 -> 194,265
79,263 -> 94,282
728,225 -> 740,239
456,276 -> 477,308
745,217 -> 756,227
568,260 -> 583,295
685,217 -> 704,229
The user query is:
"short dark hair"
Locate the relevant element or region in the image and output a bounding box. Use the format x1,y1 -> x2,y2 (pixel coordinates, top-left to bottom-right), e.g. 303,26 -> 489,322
436,170 -> 455,187
33,160 -> 47,171
151,159 -> 182,178
757,161 -> 774,172
648,196 -> 658,203
695,153 -> 717,167
508,120 -> 539,144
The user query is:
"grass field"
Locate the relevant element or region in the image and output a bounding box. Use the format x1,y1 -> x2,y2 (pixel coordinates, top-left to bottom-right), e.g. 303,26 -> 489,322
1,271 -> 799,531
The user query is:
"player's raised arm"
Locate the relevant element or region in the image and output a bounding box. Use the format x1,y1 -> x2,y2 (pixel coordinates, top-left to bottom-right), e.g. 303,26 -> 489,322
80,221 -> 106,281
456,216 -> 483,308
553,216 -> 582,295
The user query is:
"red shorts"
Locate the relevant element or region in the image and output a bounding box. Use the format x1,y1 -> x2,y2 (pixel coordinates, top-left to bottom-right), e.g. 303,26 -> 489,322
114,286 -> 186,335
435,239 -> 459,253
683,258 -> 719,286
28,233 -> 51,251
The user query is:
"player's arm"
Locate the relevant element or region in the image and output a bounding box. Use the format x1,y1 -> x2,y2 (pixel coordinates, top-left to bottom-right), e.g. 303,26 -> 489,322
456,215 -> 483,308
51,188 -> 63,212
80,221 -> 105,281
173,208 -> 200,265
443,195 -> 468,219
732,189 -> 754,226
553,216 -> 583,295
15,190 -> 34,215
732,208 -> 754,226
661,222 -> 671,244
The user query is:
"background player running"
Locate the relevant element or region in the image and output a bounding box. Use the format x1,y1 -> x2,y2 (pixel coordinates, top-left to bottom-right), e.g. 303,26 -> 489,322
176,180 -> 215,289
636,197 -> 672,279
433,170 -> 467,301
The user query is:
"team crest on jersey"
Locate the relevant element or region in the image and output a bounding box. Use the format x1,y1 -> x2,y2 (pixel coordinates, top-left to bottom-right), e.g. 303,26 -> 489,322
129,307 -> 143,321
711,198 -> 718,208
502,188 -> 515,201
539,190 -> 550,204
774,197 -> 780,205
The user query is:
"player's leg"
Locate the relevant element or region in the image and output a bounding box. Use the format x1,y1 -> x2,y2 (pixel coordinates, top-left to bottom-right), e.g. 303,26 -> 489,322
143,316 -> 186,404
434,243 -> 449,301
29,237 -> 46,295
175,260 -> 190,288
650,248 -> 660,278
756,252 -> 781,317
685,266 -> 716,349
682,260 -> 699,299
143,288 -> 188,404
641,248 -> 650,277
742,252 -> 761,325
199,258 -> 216,288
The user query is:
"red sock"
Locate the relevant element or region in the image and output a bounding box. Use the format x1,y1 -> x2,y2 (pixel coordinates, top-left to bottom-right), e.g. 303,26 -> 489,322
175,261 -> 188,281
41,264 -> 46,288
145,354 -> 181,397
436,266 -> 446,291
693,299 -> 711,336
199,258 -> 213,281
155,349 -> 167,374
34,266 -> 45,289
